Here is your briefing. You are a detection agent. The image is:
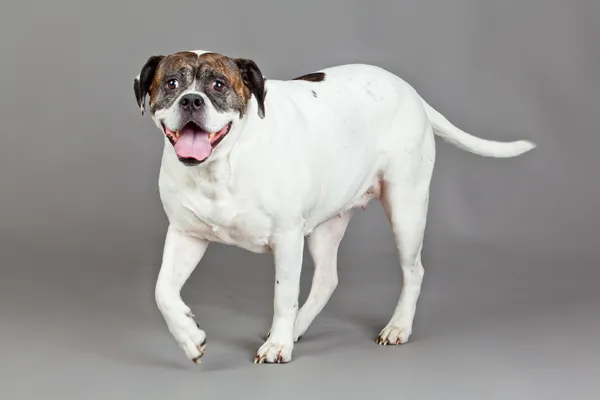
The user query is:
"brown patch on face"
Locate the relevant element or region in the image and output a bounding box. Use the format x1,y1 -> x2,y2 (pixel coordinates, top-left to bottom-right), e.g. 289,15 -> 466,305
197,53 -> 252,108
293,72 -> 325,82
147,51 -> 198,114
141,51 -> 266,119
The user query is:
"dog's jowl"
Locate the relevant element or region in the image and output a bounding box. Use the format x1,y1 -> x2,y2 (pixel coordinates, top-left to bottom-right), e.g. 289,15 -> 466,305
133,50 -> 536,365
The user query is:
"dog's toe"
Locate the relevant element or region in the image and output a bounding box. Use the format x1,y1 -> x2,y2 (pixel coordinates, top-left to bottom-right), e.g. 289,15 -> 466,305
254,341 -> 293,364
376,324 -> 411,346
191,338 -> 207,364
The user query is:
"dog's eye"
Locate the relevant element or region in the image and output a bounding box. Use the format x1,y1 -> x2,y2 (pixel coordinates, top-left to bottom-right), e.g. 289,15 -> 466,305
166,79 -> 179,90
212,80 -> 225,92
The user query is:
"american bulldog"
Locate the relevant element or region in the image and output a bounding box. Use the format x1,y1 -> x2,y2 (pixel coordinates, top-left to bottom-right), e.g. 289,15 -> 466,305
133,50 -> 535,364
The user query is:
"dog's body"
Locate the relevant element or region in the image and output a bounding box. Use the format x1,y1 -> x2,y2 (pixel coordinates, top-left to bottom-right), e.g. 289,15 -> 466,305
133,50 -> 535,364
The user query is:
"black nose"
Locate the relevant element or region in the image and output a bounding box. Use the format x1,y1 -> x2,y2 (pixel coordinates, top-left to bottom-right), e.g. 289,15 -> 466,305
179,93 -> 204,111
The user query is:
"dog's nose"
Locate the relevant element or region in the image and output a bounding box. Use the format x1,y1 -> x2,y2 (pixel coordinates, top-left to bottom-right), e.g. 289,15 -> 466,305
179,93 -> 204,111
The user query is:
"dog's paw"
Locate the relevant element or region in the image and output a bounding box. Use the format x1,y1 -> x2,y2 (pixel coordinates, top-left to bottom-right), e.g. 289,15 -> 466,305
253,340 -> 293,364
175,326 -> 207,363
376,324 -> 411,346
166,311 -> 208,363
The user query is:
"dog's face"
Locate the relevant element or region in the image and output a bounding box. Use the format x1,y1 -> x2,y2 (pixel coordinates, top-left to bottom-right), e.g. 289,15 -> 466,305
133,51 -> 267,166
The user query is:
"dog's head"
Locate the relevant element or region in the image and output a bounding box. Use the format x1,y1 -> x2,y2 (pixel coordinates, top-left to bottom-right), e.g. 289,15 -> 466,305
133,50 -> 267,166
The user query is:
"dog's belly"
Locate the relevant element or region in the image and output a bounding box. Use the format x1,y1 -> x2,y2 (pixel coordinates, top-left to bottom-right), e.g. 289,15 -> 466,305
301,172 -> 384,233
159,170 -> 381,253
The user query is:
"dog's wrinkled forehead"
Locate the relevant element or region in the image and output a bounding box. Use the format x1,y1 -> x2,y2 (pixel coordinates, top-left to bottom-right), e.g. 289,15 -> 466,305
148,51 -> 251,115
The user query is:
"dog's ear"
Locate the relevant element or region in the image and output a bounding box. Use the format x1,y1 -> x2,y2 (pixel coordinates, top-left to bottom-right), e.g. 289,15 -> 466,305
133,55 -> 164,115
234,58 -> 267,119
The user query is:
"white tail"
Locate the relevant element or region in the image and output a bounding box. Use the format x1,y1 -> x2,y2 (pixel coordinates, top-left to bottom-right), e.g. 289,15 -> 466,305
422,99 -> 536,158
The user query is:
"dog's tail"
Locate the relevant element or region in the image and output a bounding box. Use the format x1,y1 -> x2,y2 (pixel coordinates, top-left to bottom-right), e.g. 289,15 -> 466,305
421,98 -> 536,158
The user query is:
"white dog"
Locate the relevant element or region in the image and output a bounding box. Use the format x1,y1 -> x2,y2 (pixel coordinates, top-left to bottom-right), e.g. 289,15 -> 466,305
133,50 -> 535,364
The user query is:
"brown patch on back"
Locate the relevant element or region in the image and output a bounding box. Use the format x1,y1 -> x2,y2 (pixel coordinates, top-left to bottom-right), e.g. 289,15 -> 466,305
293,72 -> 325,82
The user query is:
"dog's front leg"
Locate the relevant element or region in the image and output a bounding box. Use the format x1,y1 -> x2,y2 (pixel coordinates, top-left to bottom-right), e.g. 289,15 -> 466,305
155,225 -> 209,364
255,230 -> 304,364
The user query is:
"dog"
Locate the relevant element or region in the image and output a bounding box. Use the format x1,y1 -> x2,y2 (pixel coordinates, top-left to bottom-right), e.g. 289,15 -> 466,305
133,50 -> 535,365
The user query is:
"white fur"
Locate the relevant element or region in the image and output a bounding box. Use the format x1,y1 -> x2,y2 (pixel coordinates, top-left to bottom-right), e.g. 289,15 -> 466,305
147,51 -> 536,364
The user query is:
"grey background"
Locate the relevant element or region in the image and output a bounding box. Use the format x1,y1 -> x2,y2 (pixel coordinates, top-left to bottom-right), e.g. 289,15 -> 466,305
1,0 -> 598,399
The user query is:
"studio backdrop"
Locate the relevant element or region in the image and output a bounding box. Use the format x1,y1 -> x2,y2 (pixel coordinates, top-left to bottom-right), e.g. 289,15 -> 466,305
1,1 -> 598,283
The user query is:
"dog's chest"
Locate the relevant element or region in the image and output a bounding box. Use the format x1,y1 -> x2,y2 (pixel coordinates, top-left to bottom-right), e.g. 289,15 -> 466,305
159,166 -> 273,253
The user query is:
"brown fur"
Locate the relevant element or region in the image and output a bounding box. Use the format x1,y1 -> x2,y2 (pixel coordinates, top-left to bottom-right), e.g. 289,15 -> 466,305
148,52 -> 196,113
148,51 -> 251,115
293,72 -> 326,82
198,53 -> 252,106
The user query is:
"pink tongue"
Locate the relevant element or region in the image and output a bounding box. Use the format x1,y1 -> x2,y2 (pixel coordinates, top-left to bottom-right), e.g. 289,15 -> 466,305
173,126 -> 212,161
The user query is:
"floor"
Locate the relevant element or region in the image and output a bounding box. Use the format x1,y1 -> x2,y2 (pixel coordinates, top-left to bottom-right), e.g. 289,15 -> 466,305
1,238 -> 598,399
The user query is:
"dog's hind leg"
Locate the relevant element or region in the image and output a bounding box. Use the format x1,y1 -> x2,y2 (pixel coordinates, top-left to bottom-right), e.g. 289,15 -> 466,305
376,129 -> 435,346
293,210 -> 354,342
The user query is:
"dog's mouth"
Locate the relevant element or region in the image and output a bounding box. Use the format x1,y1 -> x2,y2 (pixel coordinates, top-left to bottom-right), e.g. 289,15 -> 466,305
163,120 -> 232,165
